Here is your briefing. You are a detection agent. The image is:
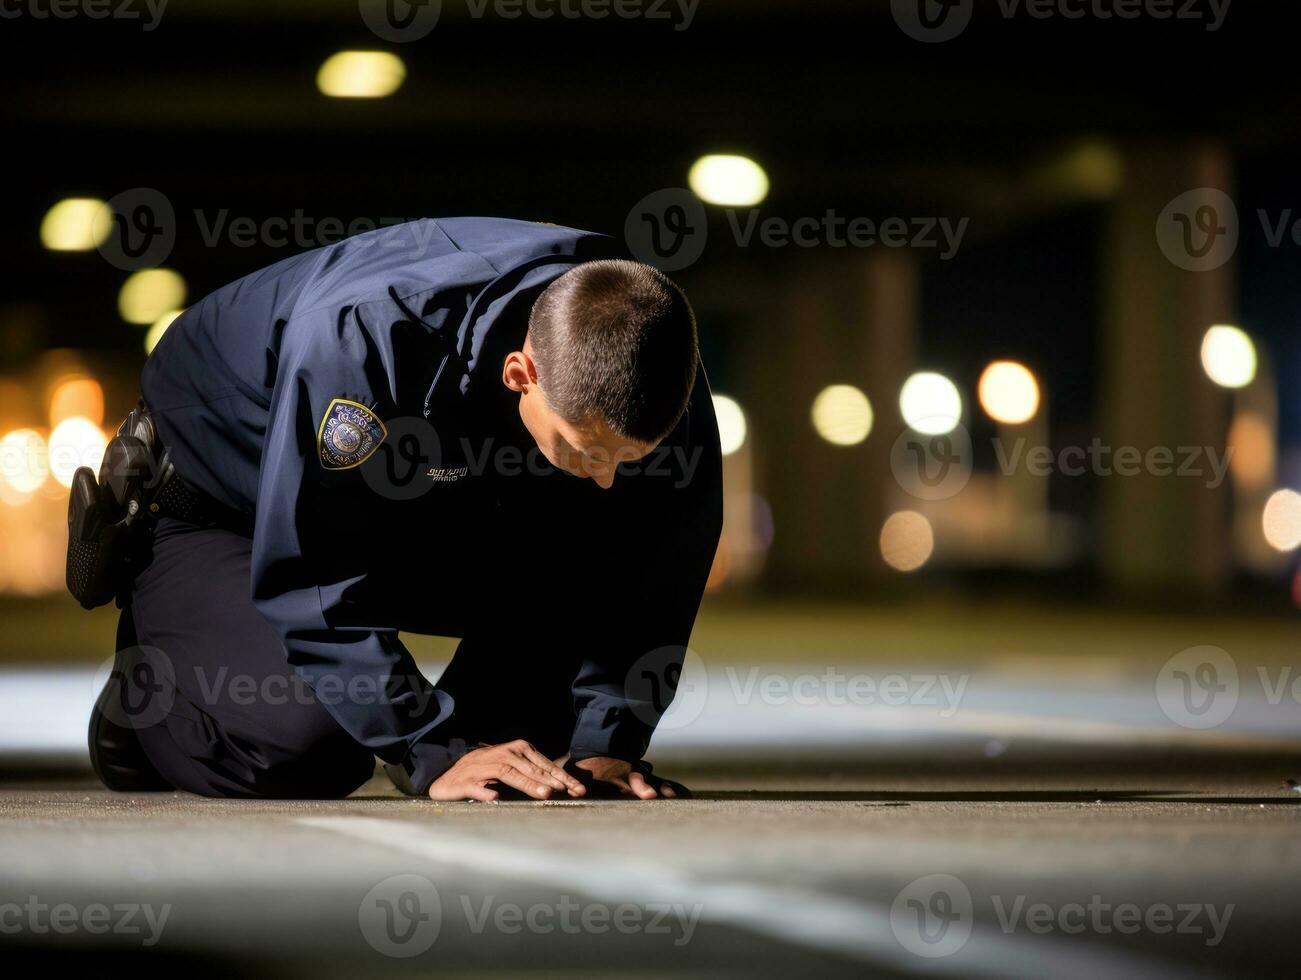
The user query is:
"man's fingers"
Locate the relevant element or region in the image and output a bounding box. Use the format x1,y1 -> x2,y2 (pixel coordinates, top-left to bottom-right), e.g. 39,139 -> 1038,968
504,752 -> 567,791
465,783 -> 500,803
430,779 -> 498,803
519,746 -> 586,795
626,771 -> 659,800
484,763 -> 554,800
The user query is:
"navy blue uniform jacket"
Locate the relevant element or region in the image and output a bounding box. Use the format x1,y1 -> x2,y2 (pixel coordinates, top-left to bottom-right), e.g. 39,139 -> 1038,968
140,217 -> 723,793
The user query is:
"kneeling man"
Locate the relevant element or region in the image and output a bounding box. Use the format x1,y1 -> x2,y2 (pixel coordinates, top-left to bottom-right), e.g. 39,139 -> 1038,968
77,217 -> 721,802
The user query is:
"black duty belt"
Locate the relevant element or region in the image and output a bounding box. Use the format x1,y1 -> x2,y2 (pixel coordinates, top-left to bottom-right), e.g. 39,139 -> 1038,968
66,400 -> 239,609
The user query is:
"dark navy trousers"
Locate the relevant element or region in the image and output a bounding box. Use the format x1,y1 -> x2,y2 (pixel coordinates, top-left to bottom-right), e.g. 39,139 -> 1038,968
118,518 -> 581,798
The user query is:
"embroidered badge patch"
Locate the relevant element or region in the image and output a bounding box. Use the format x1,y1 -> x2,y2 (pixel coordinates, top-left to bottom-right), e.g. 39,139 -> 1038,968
317,398 -> 387,470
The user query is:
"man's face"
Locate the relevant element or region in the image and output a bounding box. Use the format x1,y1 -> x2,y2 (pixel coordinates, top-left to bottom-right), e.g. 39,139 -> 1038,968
503,340 -> 655,490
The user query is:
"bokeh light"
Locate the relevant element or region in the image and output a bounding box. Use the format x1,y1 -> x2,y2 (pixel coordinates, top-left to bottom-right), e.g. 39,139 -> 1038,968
977,360 -> 1040,425
0,429 -> 49,497
317,51 -> 407,99
118,268 -> 187,325
880,510 -> 935,572
1200,325 -> 1257,389
811,384 -> 873,446
688,154 -> 769,207
1262,489 -> 1301,553
49,377 -> 104,427
47,417 -> 107,489
900,372 -> 962,435
40,198 -> 111,251
712,394 -> 748,456
145,309 -> 184,355
1227,411 -> 1275,491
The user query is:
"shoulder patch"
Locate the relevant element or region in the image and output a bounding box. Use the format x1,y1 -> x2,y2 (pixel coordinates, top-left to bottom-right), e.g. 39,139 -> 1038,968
317,398 -> 387,470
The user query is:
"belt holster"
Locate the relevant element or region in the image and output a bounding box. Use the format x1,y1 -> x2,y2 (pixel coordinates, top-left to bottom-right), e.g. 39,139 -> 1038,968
65,401 -> 183,610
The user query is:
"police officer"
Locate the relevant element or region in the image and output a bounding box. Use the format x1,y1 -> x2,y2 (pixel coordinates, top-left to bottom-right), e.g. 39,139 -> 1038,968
82,217 -> 722,801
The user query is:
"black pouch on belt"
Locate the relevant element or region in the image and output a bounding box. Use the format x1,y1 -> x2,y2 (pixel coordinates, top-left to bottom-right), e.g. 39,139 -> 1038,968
65,402 -> 174,610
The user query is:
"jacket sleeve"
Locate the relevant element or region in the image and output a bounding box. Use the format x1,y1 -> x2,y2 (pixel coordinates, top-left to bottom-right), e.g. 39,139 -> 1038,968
249,304 -> 468,794
567,375 -> 724,762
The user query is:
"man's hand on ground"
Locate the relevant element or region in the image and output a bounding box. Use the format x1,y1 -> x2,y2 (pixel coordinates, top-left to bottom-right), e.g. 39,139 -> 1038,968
428,740 -> 587,802
571,757 -> 684,799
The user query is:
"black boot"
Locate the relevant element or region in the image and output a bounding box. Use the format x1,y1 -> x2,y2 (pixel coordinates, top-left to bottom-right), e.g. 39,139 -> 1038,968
88,656 -> 171,793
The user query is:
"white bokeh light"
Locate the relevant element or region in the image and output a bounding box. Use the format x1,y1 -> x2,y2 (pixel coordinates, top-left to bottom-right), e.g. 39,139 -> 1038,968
811,385 -> 873,446
900,372 -> 962,435
47,417 -> 108,489
1200,325 -> 1257,389
0,429 -> 49,496
978,360 -> 1040,425
880,510 -> 935,572
118,269 -> 187,325
317,51 -> 407,99
40,198 -> 111,252
712,394 -> 748,456
1262,489 -> 1301,553
688,154 -> 769,207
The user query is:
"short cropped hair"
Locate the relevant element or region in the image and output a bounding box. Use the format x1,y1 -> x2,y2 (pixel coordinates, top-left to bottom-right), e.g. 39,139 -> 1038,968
528,259 -> 699,444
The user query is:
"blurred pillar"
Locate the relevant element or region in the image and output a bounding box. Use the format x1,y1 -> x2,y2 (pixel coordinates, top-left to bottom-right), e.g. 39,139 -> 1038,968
1101,145 -> 1234,593
858,249 -> 920,574
757,249 -> 918,588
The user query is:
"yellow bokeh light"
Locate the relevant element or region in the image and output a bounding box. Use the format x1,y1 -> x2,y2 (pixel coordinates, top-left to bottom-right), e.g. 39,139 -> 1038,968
1200,325 -> 1257,389
317,51 -> 407,99
712,394 -> 747,456
978,360 -> 1040,425
1262,489 -> 1301,553
880,510 -> 935,573
145,309 -> 184,355
1227,411 -> 1274,491
49,377 -> 104,428
40,198 -> 111,251
811,384 -> 873,446
688,154 -> 769,207
900,372 -> 962,435
0,429 -> 49,496
118,268 -> 187,325
47,417 -> 108,489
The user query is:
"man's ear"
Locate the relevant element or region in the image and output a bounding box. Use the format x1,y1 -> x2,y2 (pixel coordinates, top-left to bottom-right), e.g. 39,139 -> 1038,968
502,349 -> 537,393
